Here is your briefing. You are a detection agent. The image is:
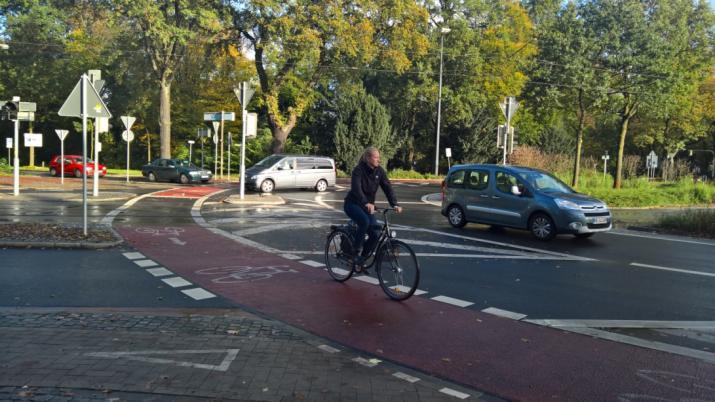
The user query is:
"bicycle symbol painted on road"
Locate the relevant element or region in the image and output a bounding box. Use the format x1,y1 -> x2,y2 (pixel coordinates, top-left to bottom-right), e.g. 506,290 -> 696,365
135,227 -> 186,237
618,369 -> 715,402
195,265 -> 299,283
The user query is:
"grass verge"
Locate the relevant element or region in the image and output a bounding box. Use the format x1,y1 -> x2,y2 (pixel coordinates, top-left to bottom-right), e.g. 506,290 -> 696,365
655,209 -> 715,239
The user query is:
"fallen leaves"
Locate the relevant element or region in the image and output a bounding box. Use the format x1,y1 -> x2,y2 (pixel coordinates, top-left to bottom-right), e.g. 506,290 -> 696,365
0,223 -> 116,243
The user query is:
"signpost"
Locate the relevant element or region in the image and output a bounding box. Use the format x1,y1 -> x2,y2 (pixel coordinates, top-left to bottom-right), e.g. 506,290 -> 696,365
55,130 -> 69,184
601,151 -> 610,182
204,111 -> 236,179
498,97 -> 519,165
445,147 -> 452,169
212,121 -> 220,176
121,115 -> 136,184
5,138 -> 11,163
188,140 -> 195,164
225,134 -> 231,180
58,74 -> 112,235
234,82 -> 255,199
646,150 -> 658,181
197,128 -> 210,168
2,97 -> 36,196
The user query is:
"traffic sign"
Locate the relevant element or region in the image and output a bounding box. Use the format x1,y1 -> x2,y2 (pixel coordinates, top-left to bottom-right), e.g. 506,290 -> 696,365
23,133 -> 43,147
197,128 -> 211,138
122,130 -> 134,142
646,150 -> 658,169
204,112 -> 236,122
234,83 -> 255,107
246,113 -> 258,138
5,138 -> 12,149
120,115 -> 136,130
212,133 -> 218,144
58,76 -> 112,119
499,97 -> 519,121
55,129 -> 69,141
445,148 -> 452,158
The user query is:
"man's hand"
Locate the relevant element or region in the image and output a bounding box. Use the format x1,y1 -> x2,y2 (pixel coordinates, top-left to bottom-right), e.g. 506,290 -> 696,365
394,206 -> 403,213
366,203 -> 376,214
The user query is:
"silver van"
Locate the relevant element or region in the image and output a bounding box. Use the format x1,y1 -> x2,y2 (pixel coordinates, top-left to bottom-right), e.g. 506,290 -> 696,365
441,164 -> 611,240
246,154 -> 336,193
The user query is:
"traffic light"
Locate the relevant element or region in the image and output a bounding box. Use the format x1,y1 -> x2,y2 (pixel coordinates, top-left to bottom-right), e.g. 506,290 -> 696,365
1,100 -> 36,121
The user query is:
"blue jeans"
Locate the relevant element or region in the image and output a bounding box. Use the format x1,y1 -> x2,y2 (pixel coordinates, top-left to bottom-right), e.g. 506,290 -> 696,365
344,200 -> 379,257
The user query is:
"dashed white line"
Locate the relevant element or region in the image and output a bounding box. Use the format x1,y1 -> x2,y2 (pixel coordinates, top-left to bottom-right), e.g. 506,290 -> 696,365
352,357 -> 381,367
393,372 -> 421,383
133,259 -> 158,268
181,288 -> 216,300
122,252 -> 145,260
279,253 -> 302,260
630,262 -> 715,278
482,307 -> 527,320
354,276 -> 380,285
431,295 -> 474,308
300,260 -> 325,268
317,345 -> 341,353
162,277 -> 193,288
439,387 -> 471,399
146,267 -> 173,277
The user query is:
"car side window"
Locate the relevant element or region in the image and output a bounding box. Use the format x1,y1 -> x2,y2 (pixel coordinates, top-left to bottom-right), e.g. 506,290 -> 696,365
316,159 -> 333,169
495,172 -> 520,194
296,158 -> 314,170
447,170 -> 466,188
158,160 -> 168,167
466,170 -> 489,190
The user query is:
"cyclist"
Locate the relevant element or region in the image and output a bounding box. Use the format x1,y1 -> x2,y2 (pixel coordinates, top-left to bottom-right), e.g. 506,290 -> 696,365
344,146 -> 402,271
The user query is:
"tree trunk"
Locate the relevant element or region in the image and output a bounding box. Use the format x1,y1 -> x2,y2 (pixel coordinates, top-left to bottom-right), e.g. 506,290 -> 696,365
159,79 -> 172,159
614,115 -> 630,189
268,112 -> 297,154
572,90 -> 586,188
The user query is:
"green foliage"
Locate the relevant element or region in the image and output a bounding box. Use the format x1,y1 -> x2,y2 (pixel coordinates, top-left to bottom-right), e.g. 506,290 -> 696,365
657,209 -> 715,239
331,87 -> 395,170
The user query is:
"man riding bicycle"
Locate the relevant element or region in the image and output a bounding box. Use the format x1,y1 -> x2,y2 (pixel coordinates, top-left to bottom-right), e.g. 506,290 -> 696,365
344,146 -> 402,271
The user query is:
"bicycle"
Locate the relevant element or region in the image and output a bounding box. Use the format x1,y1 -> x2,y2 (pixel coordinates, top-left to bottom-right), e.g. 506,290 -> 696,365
324,207 -> 420,301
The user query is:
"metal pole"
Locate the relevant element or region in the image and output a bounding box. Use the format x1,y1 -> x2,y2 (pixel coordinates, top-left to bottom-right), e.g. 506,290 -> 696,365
93,119 -> 99,196
227,132 -> 231,181
434,33 -> 445,176
503,99 -> 510,165
81,74 -> 88,236
12,117 -> 19,196
220,111 -> 224,179
201,137 -> 204,169
240,86 -> 247,199
61,138 -> 64,184
126,139 -> 130,184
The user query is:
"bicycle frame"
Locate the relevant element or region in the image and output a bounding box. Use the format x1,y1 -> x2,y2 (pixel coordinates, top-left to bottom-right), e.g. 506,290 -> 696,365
360,208 -> 395,269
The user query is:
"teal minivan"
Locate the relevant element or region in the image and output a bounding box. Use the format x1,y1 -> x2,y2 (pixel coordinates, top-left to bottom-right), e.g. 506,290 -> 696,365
441,164 -> 611,240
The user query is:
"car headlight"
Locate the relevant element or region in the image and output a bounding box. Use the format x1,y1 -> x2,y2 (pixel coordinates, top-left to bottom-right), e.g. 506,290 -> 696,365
249,175 -> 256,181
555,198 -> 581,210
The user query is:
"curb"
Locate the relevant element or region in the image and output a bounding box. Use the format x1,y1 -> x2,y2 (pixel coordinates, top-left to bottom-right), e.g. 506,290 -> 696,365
0,225 -> 124,249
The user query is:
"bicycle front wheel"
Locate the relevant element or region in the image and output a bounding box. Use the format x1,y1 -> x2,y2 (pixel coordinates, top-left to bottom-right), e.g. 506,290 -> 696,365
324,229 -> 355,282
376,239 -> 420,301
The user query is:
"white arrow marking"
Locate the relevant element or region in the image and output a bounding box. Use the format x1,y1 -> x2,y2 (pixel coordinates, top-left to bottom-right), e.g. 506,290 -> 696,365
85,349 -> 239,371
169,237 -> 187,246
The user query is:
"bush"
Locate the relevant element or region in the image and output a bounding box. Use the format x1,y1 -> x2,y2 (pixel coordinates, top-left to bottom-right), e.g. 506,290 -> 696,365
657,209 -> 715,238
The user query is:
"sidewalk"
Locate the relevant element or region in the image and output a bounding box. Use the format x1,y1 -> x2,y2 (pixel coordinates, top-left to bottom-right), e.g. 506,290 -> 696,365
0,308 -> 490,402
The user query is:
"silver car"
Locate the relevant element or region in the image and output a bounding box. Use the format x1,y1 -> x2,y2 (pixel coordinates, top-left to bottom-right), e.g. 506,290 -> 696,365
441,164 -> 611,240
246,154 -> 336,193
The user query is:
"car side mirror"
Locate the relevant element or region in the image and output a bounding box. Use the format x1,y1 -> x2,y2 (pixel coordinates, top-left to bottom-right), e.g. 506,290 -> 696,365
511,185 -> 522,196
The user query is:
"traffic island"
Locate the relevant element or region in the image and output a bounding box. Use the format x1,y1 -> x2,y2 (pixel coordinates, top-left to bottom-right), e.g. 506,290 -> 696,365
0,223 -> 123,249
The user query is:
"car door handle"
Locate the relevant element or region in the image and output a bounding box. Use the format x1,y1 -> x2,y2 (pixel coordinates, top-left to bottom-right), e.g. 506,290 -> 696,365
491,196 -> 500,199
479,194 -> 489,198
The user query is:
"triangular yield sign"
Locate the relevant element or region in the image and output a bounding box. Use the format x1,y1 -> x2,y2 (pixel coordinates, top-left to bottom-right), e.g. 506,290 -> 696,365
85,349 -> 239,371
58,76 -> 112,119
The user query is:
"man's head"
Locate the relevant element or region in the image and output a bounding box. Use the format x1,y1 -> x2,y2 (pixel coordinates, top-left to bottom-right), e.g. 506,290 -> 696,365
362,146 -> 380,169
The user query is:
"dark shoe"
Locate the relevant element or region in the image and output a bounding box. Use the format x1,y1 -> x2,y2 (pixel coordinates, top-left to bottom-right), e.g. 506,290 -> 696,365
354,256 -> 370,275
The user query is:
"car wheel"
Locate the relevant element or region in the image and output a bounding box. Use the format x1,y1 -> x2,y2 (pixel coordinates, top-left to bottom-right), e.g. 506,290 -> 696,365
148,172 -> 156,182
315,179 -> 328,192
179,174 -> 190,185
447,205 -> 467,228
260,179 -> 274,193
49,168 -> 57,177
529,212 -> 556,241
74,169 -> 82,178
574,233 -> 594,239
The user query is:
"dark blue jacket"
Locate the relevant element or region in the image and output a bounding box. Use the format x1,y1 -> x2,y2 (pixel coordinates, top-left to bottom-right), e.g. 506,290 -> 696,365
345,161 -> 399,210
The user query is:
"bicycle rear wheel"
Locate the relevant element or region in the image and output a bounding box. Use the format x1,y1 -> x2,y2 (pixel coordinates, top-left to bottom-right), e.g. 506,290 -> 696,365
324,229 -> 355,282
376,239 -> 420,301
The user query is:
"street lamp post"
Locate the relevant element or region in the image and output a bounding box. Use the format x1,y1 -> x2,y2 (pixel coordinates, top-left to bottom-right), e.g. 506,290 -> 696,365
188,140 -> 195,164
434,26 -> 450,176
601,151 -> 610,182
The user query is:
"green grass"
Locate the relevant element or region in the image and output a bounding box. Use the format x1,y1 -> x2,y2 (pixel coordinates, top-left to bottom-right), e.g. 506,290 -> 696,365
106,168 -> 143,177
656,209 -> 715,238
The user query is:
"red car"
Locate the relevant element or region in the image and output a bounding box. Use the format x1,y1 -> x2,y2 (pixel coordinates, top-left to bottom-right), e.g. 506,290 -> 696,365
49,155 -> 107,178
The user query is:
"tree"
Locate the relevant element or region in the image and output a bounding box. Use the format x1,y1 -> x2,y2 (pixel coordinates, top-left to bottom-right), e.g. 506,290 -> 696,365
119,0 -> 222,158
230,0 -> 429,154
582,0 -> 714,188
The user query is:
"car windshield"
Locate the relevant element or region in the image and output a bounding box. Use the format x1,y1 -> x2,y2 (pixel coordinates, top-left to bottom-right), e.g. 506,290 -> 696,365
176,160 -> 196,168
518,171 -> 573,193
253,155 -> 285,168
72,157 -> 94,164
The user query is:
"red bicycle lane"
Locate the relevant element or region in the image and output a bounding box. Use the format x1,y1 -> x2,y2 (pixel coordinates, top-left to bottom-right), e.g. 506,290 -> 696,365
116,221 -> 715,401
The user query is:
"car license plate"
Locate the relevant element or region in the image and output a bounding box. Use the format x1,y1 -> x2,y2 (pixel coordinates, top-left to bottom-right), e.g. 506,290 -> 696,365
201,175 -> 209,179
593,217 -> 608,224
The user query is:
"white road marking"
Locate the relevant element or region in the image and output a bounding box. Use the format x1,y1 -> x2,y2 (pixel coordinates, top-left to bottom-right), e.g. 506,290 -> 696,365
431,295 -> 474,308
181,288 -> 216,300
390,286 -> 427,296
352,357 -> 381,367
161,277 -> 193,288
481,307 -> 527,320
630,262 -> 715,278
100,189 -> 169,225
317,345 -> 341,353
146,267 -> 173,277
122,252 -> 145,260
401,239 -> 529,255
273,250 -> 580,260
85,349 -> 239,371
133,259 -> 158,268
169,237 -> 187,246
607,229 -> 715,246
300,260 -> 324,268
439,388 -> 471,399
524,319 -> 715,330
279,253 -> 302,260
393,372 -> 420,383
354,276 -> 380,285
